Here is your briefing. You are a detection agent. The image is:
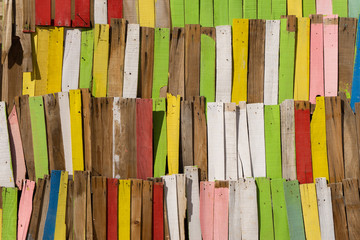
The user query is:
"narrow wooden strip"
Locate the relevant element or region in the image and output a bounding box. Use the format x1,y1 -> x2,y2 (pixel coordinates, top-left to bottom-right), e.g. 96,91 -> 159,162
139,0 -> 155,27
107,0 -> 122,24
324,16 -> 338,97
2,0 -> 12,63
23,0 -> 36,31
229,0 -> 242,23
193,97 -> 207,181
303,0 -> 316,17
85,172 -> 93,238
79,29 -> 94,89
181,101 -> 194,169
237,102 -> 252,177
351,18 -> 360,111
239,178 -> 258,239
271,179 -> 290,239
176,174 -> 186,240
288,0 -> 303,17
55,0 -> 71,26
256,177 -> 274,240
329,183 -> 349,239
22,72 -> 35,97
272,0 -> 286,19
170,0 -> 184,27
167,94 -> 180,175
200,181 -> 214,239
72,0 -> 90,27
54,171 -> 68,239
92,176 -> 107,239
2,187 -> 18,240
316,0 -> 332,14
153,182 -> 164,240
47,27 -> 64,94
66,179 -> 73,240
258,0 -> 271,19
243,0 -> 257,19
163,175 -> 180,239
17,180 -> 35,240
27,178 -> 46,240
107,178 -> 118,240
139,27 -> 154,98
225,103 -> 238,180
184,0 -> 199,24
155,0 -> 170,28
151,99 -> 166,178
35,0 -> 51,25
94,0 -> 107,24
200,0 -> 213,27
214,0 -> 228,26
73,171 -> 87,239
141,181 -> 152,240
214,186 -> 229,239
34,27 -> 49,96
332,0 -> 347,17
37,176 -> 51,240
81,89 -> 92,172
118,180 -> 131,240
349,0 -> 360,18
343,178 -> 360,239
229,181 -> 241,239
131,179 -> 142,239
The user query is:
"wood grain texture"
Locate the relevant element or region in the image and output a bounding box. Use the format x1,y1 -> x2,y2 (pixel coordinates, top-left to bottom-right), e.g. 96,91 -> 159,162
142,180 -> 153,240
73,171 -> 87,240
168,28 -> 185,98
93,24 -> 109,97
343,178 -> 360,239
107,0 -> 122,24
37,175 -> 51,240
54,171 -> 68,239
153,98 -> 167,178
54,0 -> 70,26
181,100 -> 193,170
79,29 -> 94,89
139,27 -> 154,98
81,89 -> 92,172
153,182 -> 164,240
123,0 -> 138,24
27,178 -> 46,240
225,103 -> 238,180
131,179 -> 142,240
139,0 -> 155,27
351,18 -> 360,111
193,96 -> 207,181
329,182 -> 349,240
237,102 -> 252,178
92,176 -> 107,240
107,178 -> 118,240
72,0 -> 91,27
271,179 -> 290,239
155,0 -> 171,28
239,178 -> 258,239
163,175 -> 180,239
176,174 -> 187,240
228,180 -> 241,240
94,0 -> 107,24
66,179 -> 73,240
23,0 -> 36,31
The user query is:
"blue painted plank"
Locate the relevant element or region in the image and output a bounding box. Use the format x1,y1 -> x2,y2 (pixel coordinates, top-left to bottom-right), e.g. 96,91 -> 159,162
350,17 -> 360,112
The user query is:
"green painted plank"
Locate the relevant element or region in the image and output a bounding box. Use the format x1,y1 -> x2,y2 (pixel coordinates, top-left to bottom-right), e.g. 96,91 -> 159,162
243,0 -> 257,19
185,0 -> 199,24
332,0 -> 348,17
153,98 -> 167,178
170,0 -> 185,27
278,19 -> 296,103
152,28 -> 170,99
302,0 -> 315,18
29,96 -> 49,181
271,179 -> 290,240
79,29 -> 94,89
265,105 -> 282,179
258,0 -> 271,19
2,188 -> 17,240
214,0 -> 229,26
200,0 -> 214,27
283,181 -> 306,240
271,0 -> 286,19
229,0 -> 242,24
349,0 -> 360,18
256,177 -> 275,240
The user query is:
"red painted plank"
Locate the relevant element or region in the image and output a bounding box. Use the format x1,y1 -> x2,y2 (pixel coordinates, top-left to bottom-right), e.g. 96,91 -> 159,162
72,0 -> 91,27
153,182 -> 164,240
55,0 -> 71,26
136,99 -> 153,180
35,0 -> 51,25
200,181 -> 215,240
107,178 -> 118,240
295,101 -> 313,184
108,0 -> 123,24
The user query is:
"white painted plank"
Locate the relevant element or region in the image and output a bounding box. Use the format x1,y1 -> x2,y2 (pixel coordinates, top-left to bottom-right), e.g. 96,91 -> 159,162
239,178 -> 258,240
0,102 -> 14,187
62,29 -> 81,92
247,103 -> 266,178
315,177 -> 335,240
225,103 -> 238,180
215,25 -> 232,102
163,175 -> 180,240
229,180 -> 242,240
123,24 -> 140,98
207,102 -> 225,181
185,166 -> 202,240
264,20 -> 280,105
58,92 -> 73,175
112,97 -> 121,178
94,0 -> 108,24
280,99 -> 296,180
237,102 -> 252,178
176,174 -> 186,240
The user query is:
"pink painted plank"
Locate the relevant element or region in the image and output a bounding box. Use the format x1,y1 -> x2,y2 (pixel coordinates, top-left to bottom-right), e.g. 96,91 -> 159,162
309,15 -> 324,104
324,15 -> 339,97
213,187 -> 229,240
200,181 -> 215,240
8,105 -> 26,190
18,180 -> 36,240
316,0 -> 333,15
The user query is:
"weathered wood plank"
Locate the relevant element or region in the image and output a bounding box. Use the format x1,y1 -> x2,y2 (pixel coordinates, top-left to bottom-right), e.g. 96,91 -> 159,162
142,180 -> 153,240
139,27 -> 154,98
329,182 -> 349,239
300,183 -> 321,239
343,178 -> 360,239
168,28 -> 185,98
167,94 -> 181,175
181,100 -> 193,170
193,96 -> 207,181
92,176 -> 107,240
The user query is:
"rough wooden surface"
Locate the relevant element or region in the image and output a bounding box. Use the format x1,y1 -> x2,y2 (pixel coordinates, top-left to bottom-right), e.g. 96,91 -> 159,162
139,27 -> 155,98
181,100 -> 193,170
329,183 -> 349,240
131,179 -> 142,239
142,180 -> 153,240
73,171 -> 87,239
92,176 -> 107,240
27,178 -> 45,240
81,89 -> 92,172
193,96 -> 207,181
185,24 -> 200,100
343,178 -> 360,239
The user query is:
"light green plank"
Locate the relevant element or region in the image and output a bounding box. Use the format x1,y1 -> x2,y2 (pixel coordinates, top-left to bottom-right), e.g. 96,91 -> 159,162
332,0 -> 348,17
185,0 -> 199,24
214,0 -> 229,26
349,0 -> 360,18
152,28 -> 170,99
200,0 -> 214,27
153,98 -> 167,178
258,0 -> 271,19
271,0 -> 286,19
29,96 -> 49,181
302,0 -> 315,18
278,19 -> 295,103
170,0 -> 185,27
229,0 -> 242,24
243,0 -> 257,19
256,177 -> 275,240
2,188 -> 17,240
271,179 -> 290,240
79,29 -> 94,89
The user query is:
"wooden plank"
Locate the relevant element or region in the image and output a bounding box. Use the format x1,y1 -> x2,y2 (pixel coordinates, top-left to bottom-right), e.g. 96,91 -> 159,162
2,187 -> 17,240
316,0 -> 332,14
200,0 -> 213,27
329,183 -> 349,239
65,179 -> 73,240
294,17 -> 310,101
27,178 -> 46,240
343,178 -> 360,239
29,96 -> 49,181
167,94 -> 181,175
338,18 -> 356,98
256,177 -> 274,240
37,176 -> 51,240
248,19 -> 265,103
207,102 -> 225,181
139,27 -> 155,98
107,179 -> 118,240
193,96 -> 207,181
176,174 -> 186,240
184,0 -> 199,24
81,89 -> 92,172
258,0 -> 271,19
92,24 -> 110,97
163,175 -> 180,239
315,178 -> 335,240
34,27 -> 49,96
123,0 -> 138,24
180,101 -> 194,171
349,0 -> 360,18
264,105 -> 282,179
86,171 -> 93,239
170,0 -> 184,27
55,0 -> 70,26
123,24 -> 140,98
139,0 -> 155,27
168,27 -> 185,98
247,103 -> 266,178
141,181 -> 152,240
72,0 -> 90,27
23,0 -> 36,31
229,0 -> 242,23
17,180 -> 35,240
107,0 -> 123,24
243,0 -> 256,18
232,19 -> 248,103
131,179 -> 142,239
54,171 -> 68,239
153,98 -> 167,178
333,0 -> 347,17
23,72 -> 35,97
239,178 -> 258,239
278,16 -> 296,103
214,0 -> 228,25
228,180 -> 241,239
215,25 -> 232,102
311,97 -> 329,182
94,0 -> 107,24
280,99 -> 296,180
79,29 -> 94,89
351,18 -> 360,111
2,0 -> 12,63
214,185 -> 229,239
237,102 -> 252,177
155,0 -> 170,28
118,180 -> 131,240
35,0 -> 51,25
224,103 -> 238,180
47,27 -> 64,94
272,0 -> 286,19
153,182 -> 164,240
92,176 -> 107,240
283,181 -> 306,240
107,19 -> 126,97
44,94 -> 65,172
73,171 -> 87,239
200,181 -> 214,240
303,0 -> 316,17
271,179 -> 290,239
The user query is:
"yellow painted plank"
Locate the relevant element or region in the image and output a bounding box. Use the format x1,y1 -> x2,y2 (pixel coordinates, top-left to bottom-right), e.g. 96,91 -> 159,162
47,27 -> 64,94
294,17 -> 310,101
232,19 -> 249,103
118,180 -> 131,240
35,27 -> 49,96
22,72 -> 35,96
92,24 -> 109,97
54,171 -> 68,240
299,183 -> 321,240
167,93 -> 181,175
310,96 -> 329,181
69,89 -> 84,173
287,0 -> 302,18
139,0 -> 155,27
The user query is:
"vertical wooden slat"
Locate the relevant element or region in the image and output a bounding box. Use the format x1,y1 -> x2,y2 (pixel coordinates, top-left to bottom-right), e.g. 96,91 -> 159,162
155,0 -> 170,28
176,174 -> 186,240
81,89 -> 92,172
70,89 -> 84,173
73,171 -> 87,239
72,0 -> 91,27
139,27 -> 155,98
17,180 -> 35,240
107,178 -> 118,240
54,171 -> 68,239
167,94 -> 181,175
343,178 -> 360,239
329,182 -> 349,239
94,0 -> 107,24
200,27 -> 215,106
237,102 -> 252,178
200,181 -> 214,240
142,180 -> 153,240
213,184 -> 229,240
92,176 -> 107,240
27,178 -> 46,240
47,27 -> 64,94
153,182 -> 164,240
163,175 -> 180,239
2,187 -> 17,240
193,96 -> 207,181
271,179 -> 290,239
229,180 -> 241,239
181,100 -> 193,170
185,167 -> 201,239
23,0 -> 36,31
168,28 -> 185,98
131,179 -> 142,239
123,0 -> 138,24
107,0 -> 123,24
350,18 -> 360,111
256,177 -> 274,240
37,176 -> 51,240
55,0 -> 71,26
66,179 -> 73,240
153,98 -> 167,178
118,180 -> 131,240
79,29 -> 94,89
35,0 -> 51,25
239,178 -> 258,239
224,103 -> 238,180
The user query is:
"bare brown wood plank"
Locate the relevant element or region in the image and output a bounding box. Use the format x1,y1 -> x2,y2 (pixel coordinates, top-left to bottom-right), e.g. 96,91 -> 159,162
81,88 -> 92,172
2,0 -> 12,63
27,178 -> 45,240
181,100 -> 193,171
155,0 -> 171,28
329,183 -> 349,240
102,98 -> 113,177
86,171 -> 93,239
247,19 -> 266,103
193,96 -> 207,181
23,0 -> 36,32
20,33 -> 33,72
176,174 -> 187,240
37,175 -> 51,240
73,171 -> 87,239
131,179 -> 142,240
168,27 -> 185,98
139,27 -> 155,98
66,179 -> 74,240
92,176 -> 107,240
343,178 -> 360,240
142,180 -> 153,240
108,18 -> 126,98
325,96 -> 344,183
185,24 -> 200,100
